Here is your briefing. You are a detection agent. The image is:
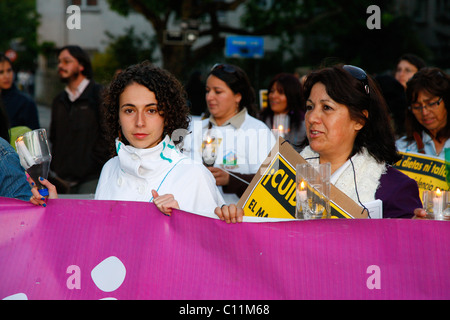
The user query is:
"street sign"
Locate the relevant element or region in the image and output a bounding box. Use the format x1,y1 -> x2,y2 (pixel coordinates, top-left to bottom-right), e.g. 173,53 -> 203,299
225,36 -> 264,59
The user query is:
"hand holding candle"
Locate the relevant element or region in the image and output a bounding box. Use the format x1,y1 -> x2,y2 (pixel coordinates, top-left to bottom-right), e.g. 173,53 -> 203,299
15,129 -> 52,197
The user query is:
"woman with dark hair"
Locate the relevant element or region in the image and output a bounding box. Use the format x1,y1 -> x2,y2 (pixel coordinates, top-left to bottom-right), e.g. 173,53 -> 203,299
396,68 -> 450,159
216,65 -> 421,222
394,53 -> 426,90
0,53 -> 40,130
31,62 -> 225,217
183,63 -> 276,205
259,73 -> 306,151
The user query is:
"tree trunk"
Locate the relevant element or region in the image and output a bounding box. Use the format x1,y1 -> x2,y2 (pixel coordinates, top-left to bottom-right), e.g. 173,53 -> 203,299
161,44 -> 190,81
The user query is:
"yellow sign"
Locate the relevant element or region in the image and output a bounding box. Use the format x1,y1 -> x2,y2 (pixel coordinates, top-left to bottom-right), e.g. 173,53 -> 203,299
242,153 -> 357,219
259,89 -> 268,110
394,152 -> 450,194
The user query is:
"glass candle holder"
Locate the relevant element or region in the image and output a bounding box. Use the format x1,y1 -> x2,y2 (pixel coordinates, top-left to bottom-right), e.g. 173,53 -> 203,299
296,162 -> 331,220
423,189 -> 450,221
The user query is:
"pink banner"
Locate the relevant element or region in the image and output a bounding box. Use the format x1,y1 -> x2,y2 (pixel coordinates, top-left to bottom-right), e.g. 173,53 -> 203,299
0,197 -> 449,300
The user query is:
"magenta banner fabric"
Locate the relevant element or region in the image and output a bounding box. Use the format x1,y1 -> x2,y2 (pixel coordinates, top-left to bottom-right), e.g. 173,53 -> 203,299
0,197 -> 449,300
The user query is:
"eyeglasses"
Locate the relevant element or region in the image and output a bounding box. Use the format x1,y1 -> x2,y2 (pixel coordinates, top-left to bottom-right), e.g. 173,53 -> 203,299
409,97 -> 443,113
211,63 -> 237,74
343,65 -> 370,95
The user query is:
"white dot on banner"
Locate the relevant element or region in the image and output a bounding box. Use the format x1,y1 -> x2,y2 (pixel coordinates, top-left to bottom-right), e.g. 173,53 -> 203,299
2,293 -> 28,300
91,256 -> 126,293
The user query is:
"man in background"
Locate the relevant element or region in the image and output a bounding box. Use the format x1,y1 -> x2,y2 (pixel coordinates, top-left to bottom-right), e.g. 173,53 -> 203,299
49,45 -> 108,194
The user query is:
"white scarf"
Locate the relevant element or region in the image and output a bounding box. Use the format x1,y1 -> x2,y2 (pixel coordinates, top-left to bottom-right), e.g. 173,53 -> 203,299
300,146 -> 386,203
116,135 -> 187,180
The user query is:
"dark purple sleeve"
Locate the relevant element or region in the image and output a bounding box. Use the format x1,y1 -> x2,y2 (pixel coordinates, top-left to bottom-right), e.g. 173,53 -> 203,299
375,166 -> 422,219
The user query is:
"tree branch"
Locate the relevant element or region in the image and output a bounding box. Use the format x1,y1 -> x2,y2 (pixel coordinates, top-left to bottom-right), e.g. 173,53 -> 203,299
127,0 -> 166,30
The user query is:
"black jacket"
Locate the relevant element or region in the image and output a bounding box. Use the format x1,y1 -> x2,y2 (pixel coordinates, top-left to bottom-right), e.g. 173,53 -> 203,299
49,80 -> 109,183
1,85 -> 40,130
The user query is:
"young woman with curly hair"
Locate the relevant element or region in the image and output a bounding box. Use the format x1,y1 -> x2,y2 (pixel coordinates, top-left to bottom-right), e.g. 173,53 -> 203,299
32,62 -> 225,217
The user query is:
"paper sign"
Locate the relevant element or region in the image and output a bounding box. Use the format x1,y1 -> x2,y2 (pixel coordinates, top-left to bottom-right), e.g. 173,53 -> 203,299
238,138 -> 368,219
393,152 -> 450,198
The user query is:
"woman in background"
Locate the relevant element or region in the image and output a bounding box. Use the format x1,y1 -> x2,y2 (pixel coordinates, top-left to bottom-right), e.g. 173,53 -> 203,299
394,53 -> 426,90
396,67 -> 450,159
259,73 -> 306,151
183,64 -> 276,204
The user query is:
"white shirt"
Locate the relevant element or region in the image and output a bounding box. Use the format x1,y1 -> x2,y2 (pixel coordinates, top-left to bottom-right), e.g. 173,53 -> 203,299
65,78 -> 90,102
95,136 -> 225,217
183,109 -> 276,204
396,132 -> 450,159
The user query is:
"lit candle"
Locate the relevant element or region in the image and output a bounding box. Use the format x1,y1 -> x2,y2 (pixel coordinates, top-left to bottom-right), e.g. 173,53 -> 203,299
433,188 -> 443,217
278,124 -> 285,138
15,137 -> 35,168
297,180 -> 307,202
202,136 -> 216,166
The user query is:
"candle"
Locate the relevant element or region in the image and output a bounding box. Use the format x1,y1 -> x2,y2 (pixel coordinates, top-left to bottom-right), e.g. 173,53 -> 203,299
15,138 -> 35,168
297,180 -> 307,202
433,188 -> 443,217
202,136 -> 216,166
278,124 -> 285,138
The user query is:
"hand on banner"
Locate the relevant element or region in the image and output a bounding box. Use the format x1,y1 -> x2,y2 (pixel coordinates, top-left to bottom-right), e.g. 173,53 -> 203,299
207,167 -> 230,186
151,190 -> 179,216
413,207 -> 427,219
29,177 -> 58,207
215,204 -> 244,223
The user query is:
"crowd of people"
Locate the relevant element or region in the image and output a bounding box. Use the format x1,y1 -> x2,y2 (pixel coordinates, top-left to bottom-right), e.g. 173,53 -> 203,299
2,46 -> 449,222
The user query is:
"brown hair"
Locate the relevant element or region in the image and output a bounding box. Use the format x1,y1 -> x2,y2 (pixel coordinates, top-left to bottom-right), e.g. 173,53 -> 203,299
102,61 -> 190,156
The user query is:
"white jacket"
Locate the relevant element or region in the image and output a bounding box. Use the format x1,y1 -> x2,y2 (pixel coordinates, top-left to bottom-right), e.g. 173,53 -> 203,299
95,135 -> 225,217
183,110 -> 276,204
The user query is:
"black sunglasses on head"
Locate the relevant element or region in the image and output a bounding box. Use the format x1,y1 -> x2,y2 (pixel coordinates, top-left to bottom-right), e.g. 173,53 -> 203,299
211,63 -> 237,74
343,65 -> 370,95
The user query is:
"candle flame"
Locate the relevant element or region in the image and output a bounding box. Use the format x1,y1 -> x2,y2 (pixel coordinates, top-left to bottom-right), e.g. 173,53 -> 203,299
278,125 -> 284,131
206,136 -> 212,144
300,181 -> 305,190
436,188 -> 442,197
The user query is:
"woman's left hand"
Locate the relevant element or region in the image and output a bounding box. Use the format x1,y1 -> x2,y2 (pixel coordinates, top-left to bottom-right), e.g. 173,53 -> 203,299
151,190 -> 179,216
207,167 -> 230,186
214,204 -> 244,223
413,208 -> 427,219
29,177 -> 58,207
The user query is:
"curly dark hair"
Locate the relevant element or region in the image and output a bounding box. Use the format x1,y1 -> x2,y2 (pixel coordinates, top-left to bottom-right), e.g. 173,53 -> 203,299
102,61 -> 190,156
302,65 -> 401,165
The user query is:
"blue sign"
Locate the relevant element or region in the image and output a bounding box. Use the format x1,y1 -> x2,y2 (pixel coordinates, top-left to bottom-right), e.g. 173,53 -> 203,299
225,36 -> 264,59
